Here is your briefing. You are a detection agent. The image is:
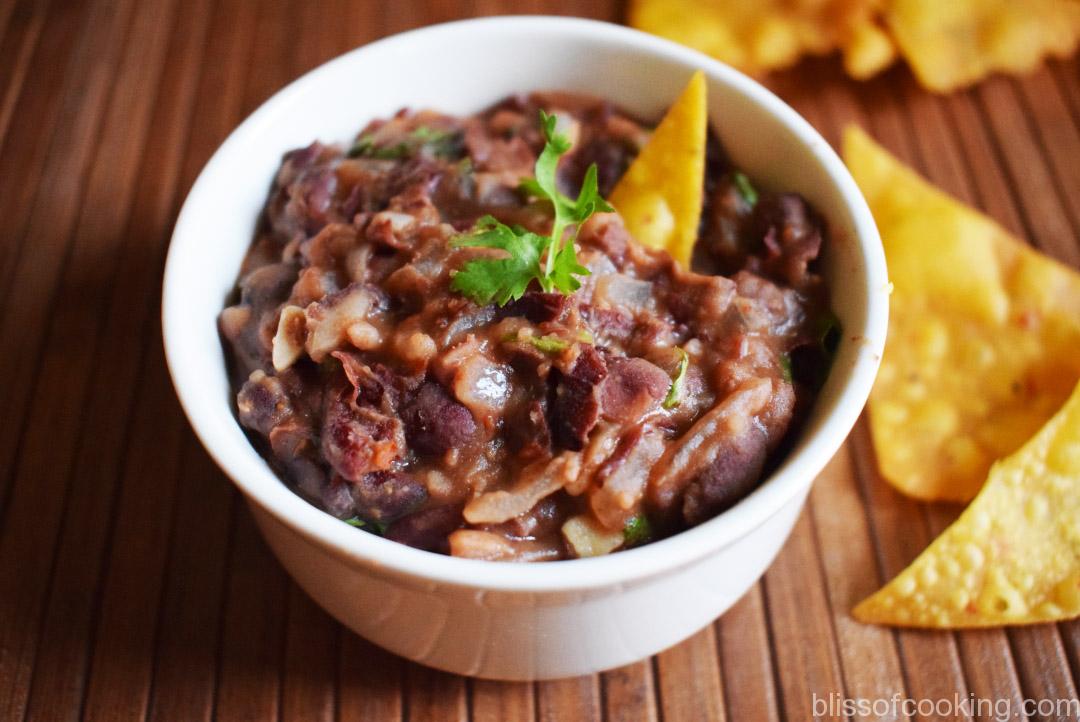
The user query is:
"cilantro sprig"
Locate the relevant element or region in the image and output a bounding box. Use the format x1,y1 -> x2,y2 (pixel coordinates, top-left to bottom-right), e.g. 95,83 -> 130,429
525,335 -> 570,354
343,516 -> 388,534
779,352 -> 793,383
348,125 -> 462,160
447,216 -> 549,305
662,347 -> 690,410
732,171 -> 759,207
450,111 -> 613,306
623,515 -> 653,547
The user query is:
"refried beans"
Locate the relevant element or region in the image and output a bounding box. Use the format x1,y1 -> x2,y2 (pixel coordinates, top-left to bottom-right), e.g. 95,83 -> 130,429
218,92 -> 838,561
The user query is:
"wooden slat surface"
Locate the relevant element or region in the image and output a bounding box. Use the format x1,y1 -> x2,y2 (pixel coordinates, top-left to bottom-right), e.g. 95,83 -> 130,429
1,2 -> 1078,720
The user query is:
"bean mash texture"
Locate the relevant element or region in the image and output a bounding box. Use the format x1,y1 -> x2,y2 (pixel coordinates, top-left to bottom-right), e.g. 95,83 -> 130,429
219,93 -> 833,561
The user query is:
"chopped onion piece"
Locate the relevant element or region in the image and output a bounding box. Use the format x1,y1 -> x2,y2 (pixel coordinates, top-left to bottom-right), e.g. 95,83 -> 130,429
271,305 -> 306,371
463,453 -> 579,524
561,515 -> 623,558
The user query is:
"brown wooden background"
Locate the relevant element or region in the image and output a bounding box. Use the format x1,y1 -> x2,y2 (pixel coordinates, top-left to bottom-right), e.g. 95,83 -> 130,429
2,0 -> 1079,720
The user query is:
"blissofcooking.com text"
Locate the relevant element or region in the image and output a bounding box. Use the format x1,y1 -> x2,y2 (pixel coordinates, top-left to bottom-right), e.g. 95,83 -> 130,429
813,692 -> 1080,721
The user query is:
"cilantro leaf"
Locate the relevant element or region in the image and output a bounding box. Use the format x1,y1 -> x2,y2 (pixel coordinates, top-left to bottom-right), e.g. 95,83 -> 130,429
370,143 -> 411,160
343,516 -> 388,535
779,352 -> 793,383
347,134 -> 375,158
348,134 -> 410,159
347,126 -> 462,161
450,111 -> 612,306
450,216 -> 547,305
547,237 -> 590,295
662,347 -> 690,410
410,126 -> 445,142
778,311 -> 841,391
732,171 -> 758,207
522,111 -> 614,278
527,335 -> 570,354
504,329 -> 594,354
623,515 -> 653,547
816,310 -> 842,354
410,126 -> 463,158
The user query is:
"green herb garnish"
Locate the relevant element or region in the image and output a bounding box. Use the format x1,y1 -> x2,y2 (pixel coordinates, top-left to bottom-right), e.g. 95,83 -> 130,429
817,310 -> 842,354
410,126 -> 444,141
779,353 -> 793,383
343,516 -> 388,535
347,126 -> 462,160
782,312 -> 842,390
411,126 -> 463,158
526,335 -> 570,353
347,134 -> 375,158
450,111 -> 613,306
370,143 -> 411,160
623,515 -> 653,547
448,215 -> 555,305
503,330 -> 592,354
346,134 -> 409,159
732,171 -> 758,207
662,347 -> 690,410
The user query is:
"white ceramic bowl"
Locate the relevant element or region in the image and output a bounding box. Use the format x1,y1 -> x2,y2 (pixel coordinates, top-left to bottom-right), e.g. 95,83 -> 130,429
163,16 -> 888,680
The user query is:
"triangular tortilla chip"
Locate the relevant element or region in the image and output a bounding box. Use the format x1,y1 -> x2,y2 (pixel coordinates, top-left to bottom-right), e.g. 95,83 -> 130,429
628,0 -> 895,79
884,0 -> 1080,93
844,126 -> 1080,502
841,14 -> 897,80
609,70 -> 707,267
855,379 -> 1080,627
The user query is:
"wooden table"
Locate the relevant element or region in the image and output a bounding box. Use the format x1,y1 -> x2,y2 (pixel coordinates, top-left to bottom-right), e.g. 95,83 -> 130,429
3,1 -> 1079,719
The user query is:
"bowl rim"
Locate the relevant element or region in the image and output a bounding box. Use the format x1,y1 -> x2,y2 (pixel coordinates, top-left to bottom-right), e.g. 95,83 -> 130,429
163,14 -> 888,593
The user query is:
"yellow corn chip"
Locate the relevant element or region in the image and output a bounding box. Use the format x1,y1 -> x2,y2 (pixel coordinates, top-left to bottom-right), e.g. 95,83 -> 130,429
855,379 -> 1080,627
609,71 -> 707,267
629,0 -> 804,75
842,17 -> 898,79
844,126 -> 1080,502
885,0 -> 1080,93
628,0 -> 896,78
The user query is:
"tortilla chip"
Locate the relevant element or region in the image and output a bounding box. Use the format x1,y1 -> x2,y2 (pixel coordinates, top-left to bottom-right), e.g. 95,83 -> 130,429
628,0 -> 804,75
628,0 -> 896,78
609,71 -> 707,267
844,126 -> 1080,502
842,17 -> 898,79
855,379 -> 1080,627
884,0 -> 1080,92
